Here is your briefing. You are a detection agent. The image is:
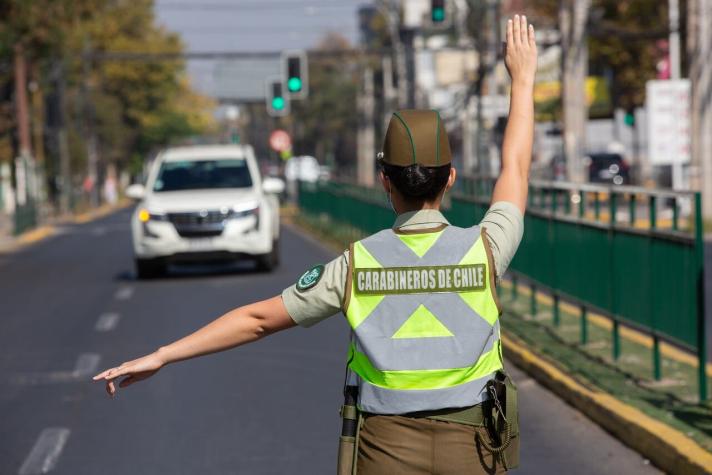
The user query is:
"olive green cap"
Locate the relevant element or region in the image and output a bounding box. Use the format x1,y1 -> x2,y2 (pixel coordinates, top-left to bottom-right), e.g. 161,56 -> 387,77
381,109 -> 452,167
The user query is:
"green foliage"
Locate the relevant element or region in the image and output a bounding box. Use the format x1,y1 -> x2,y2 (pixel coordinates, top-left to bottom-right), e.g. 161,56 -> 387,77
0,0 -> 215,177
528,0 -> 676,112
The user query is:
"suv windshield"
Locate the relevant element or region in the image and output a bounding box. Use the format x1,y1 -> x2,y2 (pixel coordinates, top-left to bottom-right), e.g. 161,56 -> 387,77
153,159 -> 253,192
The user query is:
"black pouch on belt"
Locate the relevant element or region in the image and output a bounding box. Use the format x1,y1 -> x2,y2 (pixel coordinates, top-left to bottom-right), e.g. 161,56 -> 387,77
478,370 -> 520,470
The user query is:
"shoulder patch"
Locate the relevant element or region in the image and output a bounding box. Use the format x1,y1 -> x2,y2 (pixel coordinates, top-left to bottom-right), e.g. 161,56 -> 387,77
296,264 -> 325,292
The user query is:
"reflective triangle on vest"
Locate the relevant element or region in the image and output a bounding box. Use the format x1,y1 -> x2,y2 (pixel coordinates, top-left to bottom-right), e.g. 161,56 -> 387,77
392,304 -> 454,339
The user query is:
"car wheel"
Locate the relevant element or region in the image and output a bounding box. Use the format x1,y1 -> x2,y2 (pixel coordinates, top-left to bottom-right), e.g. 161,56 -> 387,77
255,239 -> 279,272
135,258 -> 165,279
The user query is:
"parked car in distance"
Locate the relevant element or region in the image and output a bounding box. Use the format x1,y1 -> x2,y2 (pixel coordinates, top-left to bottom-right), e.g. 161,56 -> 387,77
126,145 -> 284,278
585,152 -> 630,185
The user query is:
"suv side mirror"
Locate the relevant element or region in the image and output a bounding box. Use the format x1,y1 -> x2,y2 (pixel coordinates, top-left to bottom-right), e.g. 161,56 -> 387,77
125,184 -> 146,201
262,177 -> 285,194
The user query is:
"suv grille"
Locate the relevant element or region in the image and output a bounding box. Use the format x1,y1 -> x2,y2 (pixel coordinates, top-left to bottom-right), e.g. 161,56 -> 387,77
168,210 -> 228,238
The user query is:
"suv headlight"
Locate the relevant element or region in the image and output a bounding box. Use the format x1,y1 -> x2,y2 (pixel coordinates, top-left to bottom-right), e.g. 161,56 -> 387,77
138,208 -> 168,222
231,203 -> 260,218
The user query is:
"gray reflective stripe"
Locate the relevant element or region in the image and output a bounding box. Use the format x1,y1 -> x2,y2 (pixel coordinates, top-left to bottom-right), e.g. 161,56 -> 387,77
363,226 -> 480,267
357,370 -> 496,414
354,292 -> 496,371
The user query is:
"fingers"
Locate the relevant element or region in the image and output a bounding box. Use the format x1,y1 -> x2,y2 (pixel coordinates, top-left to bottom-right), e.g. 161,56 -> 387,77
506,18 -> 514,46
93,365 -> 128,381
105,379 -> 116,397
520,15 -> 528,44
512,15 -> 521,46
529,24 -> 536,48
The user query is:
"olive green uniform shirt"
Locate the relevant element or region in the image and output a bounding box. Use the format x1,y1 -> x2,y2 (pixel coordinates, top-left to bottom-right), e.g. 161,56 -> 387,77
283,201 -> 524,327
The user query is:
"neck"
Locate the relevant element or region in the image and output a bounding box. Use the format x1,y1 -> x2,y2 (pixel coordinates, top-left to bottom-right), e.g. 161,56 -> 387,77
395,200 -> 440,214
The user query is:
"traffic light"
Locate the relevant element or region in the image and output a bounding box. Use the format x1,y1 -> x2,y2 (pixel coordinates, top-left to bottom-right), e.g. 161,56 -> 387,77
624,111 -> 635,126
431,0 -> 446,24
265,76 -> 289,117
282,50 -> 308,99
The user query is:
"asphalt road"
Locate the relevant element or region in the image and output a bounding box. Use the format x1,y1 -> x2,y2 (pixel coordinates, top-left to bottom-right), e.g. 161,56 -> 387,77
0,209 -> 661,474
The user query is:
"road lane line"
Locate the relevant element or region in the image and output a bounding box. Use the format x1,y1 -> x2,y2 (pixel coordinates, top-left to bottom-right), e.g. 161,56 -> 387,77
72,353 -> 101,378
95,313 -> 120,332
114,287 -> 134,300
18,428 -> 70,475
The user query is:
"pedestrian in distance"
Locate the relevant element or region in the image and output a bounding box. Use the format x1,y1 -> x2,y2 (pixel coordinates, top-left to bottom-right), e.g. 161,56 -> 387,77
94,14 -> 537,474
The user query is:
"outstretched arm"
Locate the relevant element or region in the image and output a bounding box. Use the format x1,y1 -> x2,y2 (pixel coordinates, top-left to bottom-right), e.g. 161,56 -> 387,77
93,296 -> 295,396
491,15 -> 538,214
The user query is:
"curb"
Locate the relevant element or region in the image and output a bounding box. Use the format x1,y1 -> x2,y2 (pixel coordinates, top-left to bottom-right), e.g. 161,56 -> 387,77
0,201 -> 131,254
502,332 -> 712,475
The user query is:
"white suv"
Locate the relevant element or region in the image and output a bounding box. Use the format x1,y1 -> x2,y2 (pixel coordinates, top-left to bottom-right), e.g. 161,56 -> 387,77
126,145 -> 284,278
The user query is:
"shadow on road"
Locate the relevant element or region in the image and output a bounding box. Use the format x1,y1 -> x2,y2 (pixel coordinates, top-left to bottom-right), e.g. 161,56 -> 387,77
113,261 -> 270,282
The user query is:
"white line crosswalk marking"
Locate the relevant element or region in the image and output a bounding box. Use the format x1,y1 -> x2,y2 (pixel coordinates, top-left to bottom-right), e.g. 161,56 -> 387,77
95,313 -> 120,332
18,428 -> 70,475
114,287 -> 134,300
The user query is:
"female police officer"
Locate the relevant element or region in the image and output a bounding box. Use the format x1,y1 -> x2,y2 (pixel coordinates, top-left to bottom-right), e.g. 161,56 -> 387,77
94,14 -> 537,474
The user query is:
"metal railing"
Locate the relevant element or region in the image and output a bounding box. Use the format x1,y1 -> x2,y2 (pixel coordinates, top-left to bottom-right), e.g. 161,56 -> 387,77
298,176 -> 707,401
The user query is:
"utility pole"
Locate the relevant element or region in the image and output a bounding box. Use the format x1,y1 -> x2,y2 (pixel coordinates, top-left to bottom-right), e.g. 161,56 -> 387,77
688,0 -> 712,218
560,0 -> 591,183
381,0 -> 408,108
14,44 -> 32,161
474,0 -> 498,177
357,68 -> 376,186
13,43 -> 34,214
669,0 -> 686,190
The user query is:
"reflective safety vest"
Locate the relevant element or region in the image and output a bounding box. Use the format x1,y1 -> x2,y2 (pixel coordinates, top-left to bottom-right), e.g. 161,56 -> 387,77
343,224 -> 503,414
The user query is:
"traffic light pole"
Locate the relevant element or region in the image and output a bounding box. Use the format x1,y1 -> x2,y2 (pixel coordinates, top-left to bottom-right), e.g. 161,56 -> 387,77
688,0 -> 712,219
560,0 -> 591,184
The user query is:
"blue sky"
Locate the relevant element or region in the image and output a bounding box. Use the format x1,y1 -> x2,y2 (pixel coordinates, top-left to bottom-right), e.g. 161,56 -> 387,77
154,0 -> 364,95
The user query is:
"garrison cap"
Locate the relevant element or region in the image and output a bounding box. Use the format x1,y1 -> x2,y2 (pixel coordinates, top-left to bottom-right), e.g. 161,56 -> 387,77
381,109 -> 452,167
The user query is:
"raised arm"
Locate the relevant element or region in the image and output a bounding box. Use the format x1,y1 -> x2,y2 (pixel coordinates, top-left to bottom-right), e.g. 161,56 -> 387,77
93,296 -> 296,396
491,15 -> 538,214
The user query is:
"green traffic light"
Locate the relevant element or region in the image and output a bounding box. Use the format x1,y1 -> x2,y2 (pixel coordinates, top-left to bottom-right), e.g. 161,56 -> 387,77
287,77 -> 302,92
272,96 -> 285,110
624,113 -> 635,126
432,7 -> 445,22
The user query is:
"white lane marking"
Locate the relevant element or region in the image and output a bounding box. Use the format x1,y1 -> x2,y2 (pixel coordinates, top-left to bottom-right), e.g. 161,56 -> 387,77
18,427 -> 71,475
13,353 -> 101,385
114,287 -> 134,300
72,353 -> 101,377
94,313 -> 120,332
91,226 -> 107,236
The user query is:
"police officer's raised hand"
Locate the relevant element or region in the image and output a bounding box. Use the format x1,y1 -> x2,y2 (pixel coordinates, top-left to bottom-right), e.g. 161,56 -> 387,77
504,15 -> 537,86
92,352 -> 164,397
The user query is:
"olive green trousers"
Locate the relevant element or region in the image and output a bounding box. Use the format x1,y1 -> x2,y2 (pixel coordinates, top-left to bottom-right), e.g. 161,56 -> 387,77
356,414 -> 517,474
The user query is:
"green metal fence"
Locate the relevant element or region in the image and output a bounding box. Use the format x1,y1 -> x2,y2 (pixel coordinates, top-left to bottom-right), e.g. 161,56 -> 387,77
298,177 -> 708,401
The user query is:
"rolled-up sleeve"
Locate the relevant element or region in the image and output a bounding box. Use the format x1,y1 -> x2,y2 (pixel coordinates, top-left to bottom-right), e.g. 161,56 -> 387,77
479,201 -> 524,279
281,251 -> 348,327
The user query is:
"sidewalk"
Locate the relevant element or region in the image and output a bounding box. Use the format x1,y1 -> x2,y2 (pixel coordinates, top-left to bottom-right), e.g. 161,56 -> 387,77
0,200 -> 131,254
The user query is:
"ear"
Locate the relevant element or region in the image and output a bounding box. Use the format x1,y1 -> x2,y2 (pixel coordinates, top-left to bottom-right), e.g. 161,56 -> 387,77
379,170 -> 391,193
446,167 -> 457,191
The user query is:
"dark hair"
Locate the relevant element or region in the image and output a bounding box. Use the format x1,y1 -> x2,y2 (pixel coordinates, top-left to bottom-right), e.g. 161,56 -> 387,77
381,162 -> 451,201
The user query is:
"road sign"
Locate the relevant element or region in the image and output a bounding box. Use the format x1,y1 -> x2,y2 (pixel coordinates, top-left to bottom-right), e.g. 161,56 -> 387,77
269,130 -> 291,152
646,79 -> 691,165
